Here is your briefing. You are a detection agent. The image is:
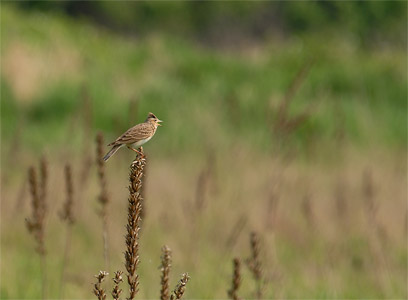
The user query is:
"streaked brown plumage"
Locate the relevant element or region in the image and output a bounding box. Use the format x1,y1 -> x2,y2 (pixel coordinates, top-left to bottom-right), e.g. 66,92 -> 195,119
103,112 -> 162,161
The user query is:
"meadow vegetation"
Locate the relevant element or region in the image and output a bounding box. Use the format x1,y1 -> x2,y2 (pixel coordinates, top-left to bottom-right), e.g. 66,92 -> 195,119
1,4 -> 407,299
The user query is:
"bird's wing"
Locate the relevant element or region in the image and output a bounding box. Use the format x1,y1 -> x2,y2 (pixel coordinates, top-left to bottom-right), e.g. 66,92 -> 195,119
110,123 -> 154,145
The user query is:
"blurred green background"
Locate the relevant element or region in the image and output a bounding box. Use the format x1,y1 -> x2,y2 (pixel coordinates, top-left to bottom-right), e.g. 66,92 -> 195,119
2,1 -> 406,156
1,2 -> 407,299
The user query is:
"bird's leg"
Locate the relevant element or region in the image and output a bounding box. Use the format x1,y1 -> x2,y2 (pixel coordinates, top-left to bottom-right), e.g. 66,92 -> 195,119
127,145 -> 145,157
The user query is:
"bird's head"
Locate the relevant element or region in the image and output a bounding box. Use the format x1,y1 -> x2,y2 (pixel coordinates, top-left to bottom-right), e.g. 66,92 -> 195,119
146,112 -> 163,127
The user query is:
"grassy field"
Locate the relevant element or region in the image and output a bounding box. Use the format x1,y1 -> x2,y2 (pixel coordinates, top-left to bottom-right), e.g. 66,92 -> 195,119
1,4 -> 407,299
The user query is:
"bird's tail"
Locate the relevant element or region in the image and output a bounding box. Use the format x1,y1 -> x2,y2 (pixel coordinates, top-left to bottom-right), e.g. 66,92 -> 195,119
103,144 -> 122,162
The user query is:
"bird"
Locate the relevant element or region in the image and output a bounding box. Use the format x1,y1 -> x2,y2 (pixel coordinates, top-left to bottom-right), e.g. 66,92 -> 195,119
103,112 -> 163,161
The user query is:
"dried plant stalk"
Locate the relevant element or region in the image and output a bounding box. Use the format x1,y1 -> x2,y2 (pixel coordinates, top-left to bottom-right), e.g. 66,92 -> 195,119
96,132 -> 110,270
94,271 -> 108,300
125,150 -> 146,299
140,153 -> 148,221
362,169 -> 392,292
363,169 -> 377,220
194,153 -> 215,214
160,245 -> 172,300
39,156 -> 48,204
247,232 -> 263,299
228,258 -> 241,300
226,216 -> 247,250
272,59 -> 314,136
60,164 -> 75,224
301,194 -> 315,228
112,271 -> 124,300
96,132 -> 109,205
265,189 -> 279,231
195,169 -> 208,212
59,164 -> 75,299
334,181 -> 348,221
26,165 -> 47,299
26,167 -> 46,254
170,273 -> 190,300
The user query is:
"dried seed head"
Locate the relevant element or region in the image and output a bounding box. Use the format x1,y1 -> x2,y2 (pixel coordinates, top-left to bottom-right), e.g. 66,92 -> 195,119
111,271 -> 123,300
39,155 -> 48,204
125,151 -> 146,299
228,258 -> 241,300
60,164 -> 75,224
96,132 -> 109,207
95,270 -> 109,281
26,165 -> 46,255
246,232 -> 263,299
248,232 -> 262,280
170,273 -> 190,300
96,132 -> 110,270
160,245 -> 172,300
94,271 -> 108,300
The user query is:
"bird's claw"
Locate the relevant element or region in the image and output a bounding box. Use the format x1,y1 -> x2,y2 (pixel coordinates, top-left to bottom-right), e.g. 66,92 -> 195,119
128,146 -> 145,158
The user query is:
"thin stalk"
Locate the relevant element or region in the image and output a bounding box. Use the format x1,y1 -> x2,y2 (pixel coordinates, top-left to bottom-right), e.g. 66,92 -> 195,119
40,253 -> 47,300
59,224 -> 72,299
96,132 -> 110,271
102,214 -> 110,272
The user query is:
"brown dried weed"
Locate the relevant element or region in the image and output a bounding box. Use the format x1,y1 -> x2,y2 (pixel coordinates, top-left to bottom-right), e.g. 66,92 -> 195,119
227,258 -> 241,300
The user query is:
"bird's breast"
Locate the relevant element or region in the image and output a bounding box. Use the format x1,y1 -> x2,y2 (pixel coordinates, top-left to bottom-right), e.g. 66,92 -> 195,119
131,136 -> 153,147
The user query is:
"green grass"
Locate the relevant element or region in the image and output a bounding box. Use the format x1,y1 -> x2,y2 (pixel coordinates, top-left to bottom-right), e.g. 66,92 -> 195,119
1,4 -> 406,160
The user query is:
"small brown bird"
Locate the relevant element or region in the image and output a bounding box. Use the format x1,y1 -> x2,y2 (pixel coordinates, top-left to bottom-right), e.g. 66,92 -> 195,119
103,112 -> 163,161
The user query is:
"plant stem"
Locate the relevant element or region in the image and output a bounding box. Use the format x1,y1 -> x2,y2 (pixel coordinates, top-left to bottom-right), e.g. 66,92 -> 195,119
40,253 -> 47,300
59,224 -> 72,299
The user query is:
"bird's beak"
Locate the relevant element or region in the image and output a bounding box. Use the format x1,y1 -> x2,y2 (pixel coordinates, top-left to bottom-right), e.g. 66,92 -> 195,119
157,119 -> 163,126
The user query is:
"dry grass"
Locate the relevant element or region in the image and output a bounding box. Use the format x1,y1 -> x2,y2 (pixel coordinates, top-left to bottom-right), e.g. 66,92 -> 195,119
1,146 -> 406,298
26,166 -> 46,255
93,271 -> 108,300
39,156 -> 48,205
96,132 -> 111,270
170,273 -> 190,300
124,152 -> 146,299
140,153 -> 148,221
60,164 -> 75,224
160,245 -> 172,300
93,151 -> 192,300
111,271 -> 124,300
271,59 -> 314,136
59,163 -> 75,298
247,232 -> 263,299
228,258 -> 241,300
25,158 -> 48,299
